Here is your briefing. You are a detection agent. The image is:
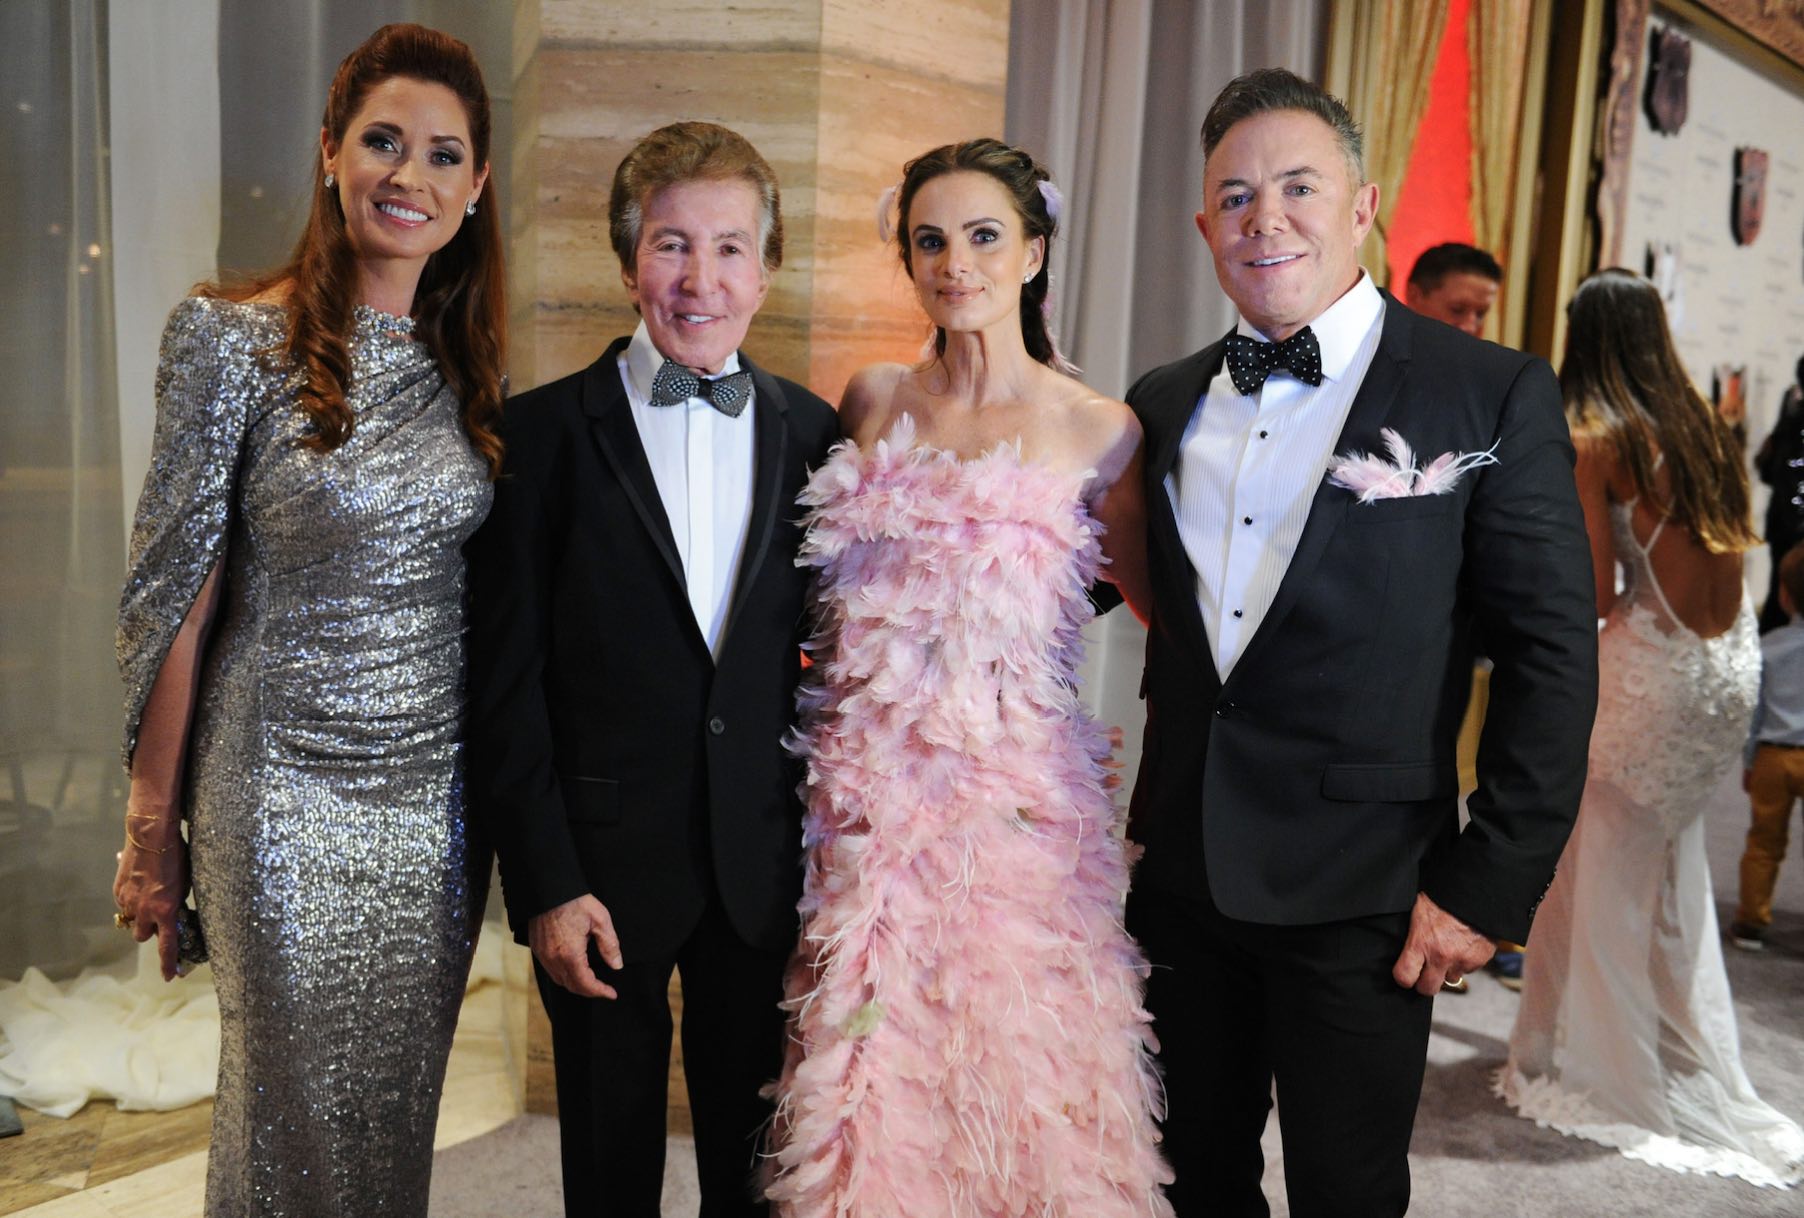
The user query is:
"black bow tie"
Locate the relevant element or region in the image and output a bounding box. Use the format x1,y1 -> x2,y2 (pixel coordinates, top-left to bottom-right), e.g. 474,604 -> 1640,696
648,360 -> 753,418
1223,327 -> 1324,395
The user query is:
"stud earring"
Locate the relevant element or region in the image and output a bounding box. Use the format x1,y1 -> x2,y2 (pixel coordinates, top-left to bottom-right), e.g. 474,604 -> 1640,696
1023,272 -> 1034,284
465,199 -> 477,217
324,172 -> 335,189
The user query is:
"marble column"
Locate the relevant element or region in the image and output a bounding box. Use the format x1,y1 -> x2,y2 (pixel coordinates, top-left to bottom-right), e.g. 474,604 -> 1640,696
505,0 -> 1012,1119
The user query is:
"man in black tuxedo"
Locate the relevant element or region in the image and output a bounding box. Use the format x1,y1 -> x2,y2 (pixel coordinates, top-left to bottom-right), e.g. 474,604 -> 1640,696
465,122 -> 837,1217
1121,71 -> 1597,1216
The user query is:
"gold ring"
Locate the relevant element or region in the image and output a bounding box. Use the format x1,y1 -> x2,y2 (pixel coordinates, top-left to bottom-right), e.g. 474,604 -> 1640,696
113,912 -> 135,929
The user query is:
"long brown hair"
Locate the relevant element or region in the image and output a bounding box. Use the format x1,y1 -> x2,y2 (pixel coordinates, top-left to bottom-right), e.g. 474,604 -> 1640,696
1561,268 -> 1756,553
203,23 -> 506,477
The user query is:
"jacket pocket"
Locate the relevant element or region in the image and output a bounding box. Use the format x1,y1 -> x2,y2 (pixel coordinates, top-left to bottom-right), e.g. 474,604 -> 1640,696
1343,495 -> 1461,522
560,775 -> 622,825
1321,761 -> 1457,803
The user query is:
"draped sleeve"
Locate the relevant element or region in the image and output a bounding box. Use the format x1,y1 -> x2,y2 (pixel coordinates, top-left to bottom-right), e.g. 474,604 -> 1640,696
116,296 -> 260,770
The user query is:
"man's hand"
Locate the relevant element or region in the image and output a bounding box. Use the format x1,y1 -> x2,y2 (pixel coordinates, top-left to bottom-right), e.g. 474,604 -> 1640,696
529,894 -> 624,999
1391,892 -> 1494,996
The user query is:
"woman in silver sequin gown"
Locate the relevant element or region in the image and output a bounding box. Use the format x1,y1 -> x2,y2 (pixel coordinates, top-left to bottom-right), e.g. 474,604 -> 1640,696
1497,270 -> 1804,1187
110,26 -> 506,1216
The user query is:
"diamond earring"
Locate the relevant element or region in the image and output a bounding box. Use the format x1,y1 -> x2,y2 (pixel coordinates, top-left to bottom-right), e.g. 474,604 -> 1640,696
324,172 -> 335,189
465,199 -> 477,217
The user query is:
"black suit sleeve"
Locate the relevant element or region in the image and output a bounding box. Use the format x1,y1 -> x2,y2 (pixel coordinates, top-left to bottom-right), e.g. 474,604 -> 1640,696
1421,356 -> 1598,942
465,412 -> 591,939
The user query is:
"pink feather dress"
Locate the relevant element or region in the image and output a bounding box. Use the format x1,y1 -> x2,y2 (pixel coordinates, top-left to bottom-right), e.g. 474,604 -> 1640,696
764,416 -> 1174,1217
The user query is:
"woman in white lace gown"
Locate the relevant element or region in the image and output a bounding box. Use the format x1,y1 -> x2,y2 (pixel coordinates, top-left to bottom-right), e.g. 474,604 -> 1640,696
1497,268 -> 1804,1188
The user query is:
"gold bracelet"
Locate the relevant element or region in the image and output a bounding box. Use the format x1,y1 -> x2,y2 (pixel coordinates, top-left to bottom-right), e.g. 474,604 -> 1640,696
125,825 -> 173,855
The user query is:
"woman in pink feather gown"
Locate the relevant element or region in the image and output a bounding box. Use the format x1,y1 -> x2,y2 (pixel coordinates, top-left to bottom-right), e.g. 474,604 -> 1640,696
762,139 -> 1173,1217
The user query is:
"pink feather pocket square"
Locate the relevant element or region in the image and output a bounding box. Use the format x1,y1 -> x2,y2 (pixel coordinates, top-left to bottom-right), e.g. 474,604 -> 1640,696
1326,427 -> 1499,503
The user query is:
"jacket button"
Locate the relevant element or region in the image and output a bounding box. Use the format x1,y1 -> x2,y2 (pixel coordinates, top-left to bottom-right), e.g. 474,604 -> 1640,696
1215,702 -> 1234,719
708,716 -> 726,736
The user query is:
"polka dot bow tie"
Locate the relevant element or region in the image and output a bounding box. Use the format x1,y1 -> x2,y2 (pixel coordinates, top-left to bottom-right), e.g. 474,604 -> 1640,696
1223,327 -> 1324,396
649,360 -> 753,418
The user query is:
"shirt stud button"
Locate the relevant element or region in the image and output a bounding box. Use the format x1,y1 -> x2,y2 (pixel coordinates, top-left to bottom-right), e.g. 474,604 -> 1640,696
1242,516 -> 1253,525
1232,609 -> 1244,618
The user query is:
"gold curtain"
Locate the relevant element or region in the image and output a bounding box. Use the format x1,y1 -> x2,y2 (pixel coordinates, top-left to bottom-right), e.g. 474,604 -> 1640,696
1337,0 -> 1450,286
1468,0 -> 1535,275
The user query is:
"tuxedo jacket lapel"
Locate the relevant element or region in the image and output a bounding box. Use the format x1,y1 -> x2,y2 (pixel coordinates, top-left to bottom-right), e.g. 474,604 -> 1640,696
718,359 -> 791,652
1144,337 -> 1229,681
1228,298 -> 1415,684
1145,342 -> 1221,486
579,340 -> 686,595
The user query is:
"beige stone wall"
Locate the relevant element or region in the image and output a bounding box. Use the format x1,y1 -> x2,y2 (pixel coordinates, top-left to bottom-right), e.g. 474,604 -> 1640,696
509,0 -> 1010,402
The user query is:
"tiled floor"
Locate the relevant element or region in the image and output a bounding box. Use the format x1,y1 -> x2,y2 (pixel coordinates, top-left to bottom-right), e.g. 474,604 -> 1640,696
0,979 -> 522,1217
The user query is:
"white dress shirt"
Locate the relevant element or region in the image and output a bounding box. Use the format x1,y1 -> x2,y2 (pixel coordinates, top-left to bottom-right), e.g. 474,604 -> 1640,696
621,322 -> 757,659
1168,272 -> 1385,678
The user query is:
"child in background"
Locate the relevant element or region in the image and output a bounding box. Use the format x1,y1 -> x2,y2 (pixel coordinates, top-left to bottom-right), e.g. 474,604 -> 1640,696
1734,542 -> 1804,949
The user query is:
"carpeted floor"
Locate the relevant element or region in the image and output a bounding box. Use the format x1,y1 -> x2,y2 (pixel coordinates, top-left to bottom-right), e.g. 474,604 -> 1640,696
430,768 -> 1804,1217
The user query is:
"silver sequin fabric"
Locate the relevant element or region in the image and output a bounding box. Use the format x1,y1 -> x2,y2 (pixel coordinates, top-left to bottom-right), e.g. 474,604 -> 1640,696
117,296 -> 493,1217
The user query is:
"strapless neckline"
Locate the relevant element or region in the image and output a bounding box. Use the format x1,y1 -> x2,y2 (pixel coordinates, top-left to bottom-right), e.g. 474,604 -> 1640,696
855,412 -> 1097,486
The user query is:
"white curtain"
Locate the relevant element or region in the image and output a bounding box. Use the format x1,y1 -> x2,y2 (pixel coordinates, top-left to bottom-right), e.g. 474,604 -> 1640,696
0,0 -> 132,982
1006,0 -> 1327,782
110,0 -> 221,542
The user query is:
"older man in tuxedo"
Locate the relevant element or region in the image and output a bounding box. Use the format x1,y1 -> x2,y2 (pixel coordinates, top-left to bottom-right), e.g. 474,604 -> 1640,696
465,122 -> 837,1217
1122,70 -> 1597,1216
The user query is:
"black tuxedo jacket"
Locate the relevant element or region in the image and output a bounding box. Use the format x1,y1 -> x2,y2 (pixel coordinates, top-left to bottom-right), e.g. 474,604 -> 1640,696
464,338 -> 839,960
1125,296 -> 1598,943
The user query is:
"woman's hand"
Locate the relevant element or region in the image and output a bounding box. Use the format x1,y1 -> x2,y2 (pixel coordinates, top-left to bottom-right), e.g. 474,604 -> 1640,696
112,798 -> 190,981
114,561 -> 222,982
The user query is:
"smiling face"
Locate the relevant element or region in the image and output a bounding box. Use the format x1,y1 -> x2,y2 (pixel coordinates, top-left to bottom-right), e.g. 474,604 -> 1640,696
322,75 -> 487,277
905,171 -> 1043,336
1405,271 -> 1499,337
1197,109 -> 1377,341
623,177 -> 770,375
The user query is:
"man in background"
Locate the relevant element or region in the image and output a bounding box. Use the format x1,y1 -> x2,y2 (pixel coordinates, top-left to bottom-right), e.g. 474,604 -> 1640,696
1755,356 -> 1804,632
1405,242 -> 1502,338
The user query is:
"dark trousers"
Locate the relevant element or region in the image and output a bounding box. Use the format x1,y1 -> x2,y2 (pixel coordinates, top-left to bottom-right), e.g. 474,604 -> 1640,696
1127,886 -> 1434,1218
534,896 -> 790,1218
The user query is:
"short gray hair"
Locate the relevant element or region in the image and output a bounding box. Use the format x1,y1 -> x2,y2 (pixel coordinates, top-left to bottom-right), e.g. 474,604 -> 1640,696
1201,68 -> 1365,182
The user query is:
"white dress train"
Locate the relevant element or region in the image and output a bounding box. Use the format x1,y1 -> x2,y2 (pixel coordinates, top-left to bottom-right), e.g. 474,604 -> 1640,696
1497,500 -> 1804,1188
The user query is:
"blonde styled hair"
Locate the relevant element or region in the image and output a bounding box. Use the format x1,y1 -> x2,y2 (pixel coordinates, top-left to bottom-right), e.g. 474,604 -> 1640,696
608,122 -> 782,276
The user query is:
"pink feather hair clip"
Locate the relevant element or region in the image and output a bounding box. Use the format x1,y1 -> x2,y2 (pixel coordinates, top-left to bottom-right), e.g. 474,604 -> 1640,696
1326,428 -> 1498,502
875,183 -> 900,243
